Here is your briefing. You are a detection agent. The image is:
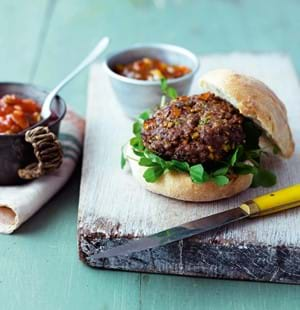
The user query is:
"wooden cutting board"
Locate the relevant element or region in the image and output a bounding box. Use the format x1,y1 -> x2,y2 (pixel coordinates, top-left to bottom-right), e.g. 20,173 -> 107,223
78,53 -> 300,284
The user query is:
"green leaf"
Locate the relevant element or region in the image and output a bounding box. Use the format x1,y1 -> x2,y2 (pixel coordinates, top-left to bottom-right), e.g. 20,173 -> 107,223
212,175 -> 230,186
138,111 -> 150,121
212,166 -> 229,176
166,87 -> 178,99
160,78 -> 178,99
230,145 -> 243,166
190,164 -> 205,183
168,160 -> 190,172
130,136 -> 144,151
233,163 -> 257,175
133,121 -> 142,135
121,146 -> 126,169
139,157 -> 156,167
144,149 -> 166,167
143,166 -> 165,182
130,136 -> 139,146
160,78 -> 168,91
230,149 -> 238,166
132,149 -> 144,157
251,168 -> 277,187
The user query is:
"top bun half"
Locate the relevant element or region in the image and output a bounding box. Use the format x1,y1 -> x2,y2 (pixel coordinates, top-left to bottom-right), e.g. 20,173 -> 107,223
199,69 -> 295,158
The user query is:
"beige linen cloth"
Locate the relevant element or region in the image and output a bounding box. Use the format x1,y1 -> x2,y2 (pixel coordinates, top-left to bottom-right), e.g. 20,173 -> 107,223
0,111 -> 84,234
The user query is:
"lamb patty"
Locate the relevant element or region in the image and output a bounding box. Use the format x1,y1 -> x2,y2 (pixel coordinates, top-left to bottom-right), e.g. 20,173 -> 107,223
142,93 -> 246,165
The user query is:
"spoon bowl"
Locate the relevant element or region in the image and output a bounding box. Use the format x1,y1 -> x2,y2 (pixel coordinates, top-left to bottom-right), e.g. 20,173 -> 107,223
41,36 -> 110,120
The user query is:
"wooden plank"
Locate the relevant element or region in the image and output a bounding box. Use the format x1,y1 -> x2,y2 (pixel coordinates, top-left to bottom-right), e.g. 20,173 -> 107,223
2,0 -> 300,309
78,53 -> 300,283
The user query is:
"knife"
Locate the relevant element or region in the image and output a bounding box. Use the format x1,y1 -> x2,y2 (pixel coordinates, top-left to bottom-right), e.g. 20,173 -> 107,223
93,184 -> 300,259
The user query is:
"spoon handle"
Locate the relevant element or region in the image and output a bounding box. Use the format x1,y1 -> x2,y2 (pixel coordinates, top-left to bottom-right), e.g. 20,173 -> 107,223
43,36 -> 110,114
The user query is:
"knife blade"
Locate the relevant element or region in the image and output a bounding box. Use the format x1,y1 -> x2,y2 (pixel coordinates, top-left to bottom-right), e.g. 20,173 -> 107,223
93,207 -> 248,259
93,184 -> 300,259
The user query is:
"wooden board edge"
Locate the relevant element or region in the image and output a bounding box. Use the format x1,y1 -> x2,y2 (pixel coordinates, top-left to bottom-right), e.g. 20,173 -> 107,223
78,228 -> 300,284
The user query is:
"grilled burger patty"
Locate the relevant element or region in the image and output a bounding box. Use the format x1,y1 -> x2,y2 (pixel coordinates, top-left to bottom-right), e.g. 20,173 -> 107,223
142,93 -> 246,165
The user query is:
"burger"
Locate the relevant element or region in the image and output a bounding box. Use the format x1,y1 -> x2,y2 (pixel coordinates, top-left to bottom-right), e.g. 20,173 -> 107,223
121,69 -> 294,202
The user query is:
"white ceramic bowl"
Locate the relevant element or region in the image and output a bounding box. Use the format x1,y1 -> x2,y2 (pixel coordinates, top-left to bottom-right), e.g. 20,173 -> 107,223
104,43 -> 199,118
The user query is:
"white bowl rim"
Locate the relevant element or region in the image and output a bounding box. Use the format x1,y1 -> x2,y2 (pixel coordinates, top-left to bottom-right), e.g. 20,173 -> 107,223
104,43 -> 200,86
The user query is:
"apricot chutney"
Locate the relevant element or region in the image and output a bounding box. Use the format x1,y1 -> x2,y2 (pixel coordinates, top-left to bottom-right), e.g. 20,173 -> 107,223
114,57 -> 191,81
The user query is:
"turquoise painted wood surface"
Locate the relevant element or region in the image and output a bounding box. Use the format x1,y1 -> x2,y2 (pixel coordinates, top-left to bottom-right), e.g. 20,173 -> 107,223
0,0 -> 300,309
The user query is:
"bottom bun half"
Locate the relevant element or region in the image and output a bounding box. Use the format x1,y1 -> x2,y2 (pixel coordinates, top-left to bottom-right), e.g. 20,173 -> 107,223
126,146 -> 253,202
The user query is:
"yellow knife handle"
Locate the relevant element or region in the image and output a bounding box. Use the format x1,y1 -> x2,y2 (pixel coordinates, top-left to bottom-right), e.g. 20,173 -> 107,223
240,184 -> 300,217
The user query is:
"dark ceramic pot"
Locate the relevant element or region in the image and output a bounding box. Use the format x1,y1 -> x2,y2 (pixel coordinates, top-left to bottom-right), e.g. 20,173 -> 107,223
0,83 -> 66,185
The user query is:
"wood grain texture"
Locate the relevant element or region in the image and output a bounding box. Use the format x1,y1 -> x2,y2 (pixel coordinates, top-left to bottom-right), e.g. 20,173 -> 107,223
2,1 -> 300,309
78,53 -> 300,283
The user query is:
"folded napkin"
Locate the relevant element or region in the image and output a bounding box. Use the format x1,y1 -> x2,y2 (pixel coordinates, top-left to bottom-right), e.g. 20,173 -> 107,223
0,110 -> 84,234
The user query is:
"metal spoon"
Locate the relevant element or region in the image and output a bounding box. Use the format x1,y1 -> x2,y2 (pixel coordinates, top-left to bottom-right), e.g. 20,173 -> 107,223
41,36 -> 110,120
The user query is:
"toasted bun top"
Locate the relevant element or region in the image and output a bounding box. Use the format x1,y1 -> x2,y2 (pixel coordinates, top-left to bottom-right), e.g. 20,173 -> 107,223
199,69 -> 295,158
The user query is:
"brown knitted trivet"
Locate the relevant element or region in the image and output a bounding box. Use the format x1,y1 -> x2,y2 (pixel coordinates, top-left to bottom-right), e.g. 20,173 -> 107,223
18,126 -> 63,180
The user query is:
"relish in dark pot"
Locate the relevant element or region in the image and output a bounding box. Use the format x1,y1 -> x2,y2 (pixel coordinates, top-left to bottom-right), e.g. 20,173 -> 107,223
0,95 -> 41,134
0,83 -> 66,185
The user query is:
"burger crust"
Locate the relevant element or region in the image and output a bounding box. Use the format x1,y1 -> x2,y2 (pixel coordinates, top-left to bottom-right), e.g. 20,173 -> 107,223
126,146 -> 253,202
199,69 -> 295,158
